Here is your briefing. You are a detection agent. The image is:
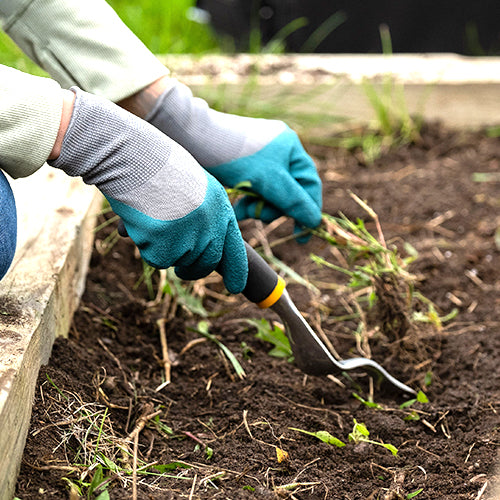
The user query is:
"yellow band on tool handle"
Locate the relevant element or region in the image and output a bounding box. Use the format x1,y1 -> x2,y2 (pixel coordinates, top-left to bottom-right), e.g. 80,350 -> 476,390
257,276 -> 286,308
242,242 -> 286,307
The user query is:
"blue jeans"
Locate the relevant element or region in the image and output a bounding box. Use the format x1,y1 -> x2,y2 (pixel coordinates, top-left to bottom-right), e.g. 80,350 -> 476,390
0,170 -> 17,280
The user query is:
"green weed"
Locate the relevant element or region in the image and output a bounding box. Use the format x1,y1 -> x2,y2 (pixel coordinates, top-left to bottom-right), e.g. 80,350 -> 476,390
190,320 -> 246,379
244,318 -> 293,361
348,419 -> 398,456
162,268 -> 208,317
289,428 -> 345,447
330,25 -> 424,164
311,195 -> 456,350
352,392 -> 384,410
290,420 -> 398,456
38,375 -> 192,497
135,266 -> 208,317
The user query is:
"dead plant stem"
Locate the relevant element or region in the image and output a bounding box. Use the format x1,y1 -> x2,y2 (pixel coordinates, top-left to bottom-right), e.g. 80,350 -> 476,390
156,318 -> 171,387
97,338 -> 131,391
132,431 -> 139,500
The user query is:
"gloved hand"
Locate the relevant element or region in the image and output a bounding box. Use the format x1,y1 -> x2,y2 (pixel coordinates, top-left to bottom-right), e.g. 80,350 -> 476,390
146,80 -> 322,242
49,88 -> 248,294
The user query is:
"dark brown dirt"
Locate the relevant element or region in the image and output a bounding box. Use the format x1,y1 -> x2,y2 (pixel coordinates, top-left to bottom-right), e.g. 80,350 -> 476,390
16,124 -> 500,499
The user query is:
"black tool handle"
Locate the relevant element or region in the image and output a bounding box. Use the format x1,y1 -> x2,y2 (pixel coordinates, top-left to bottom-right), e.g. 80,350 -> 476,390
117,220 -> 283,307
242,242 -> 282,306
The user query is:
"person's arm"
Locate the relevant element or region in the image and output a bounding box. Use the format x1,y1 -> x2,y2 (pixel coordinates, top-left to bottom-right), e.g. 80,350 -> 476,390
0,0 -> 322,237
0,69 -> 248,292
0,0 -> 168,102
0,65 -> 63,178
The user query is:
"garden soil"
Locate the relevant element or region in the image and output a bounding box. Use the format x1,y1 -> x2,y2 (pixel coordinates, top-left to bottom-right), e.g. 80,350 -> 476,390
15,124 -> 499,499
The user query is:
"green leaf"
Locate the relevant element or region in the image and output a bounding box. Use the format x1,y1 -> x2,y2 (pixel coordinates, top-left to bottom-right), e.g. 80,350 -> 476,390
424,371 -> 433,387
353,392 -> 384,409
254,200 -> 265,219
168,269 -> 208,317
381,442 -> 398,456
403,242 -> 419,259
267,254 -> 319,293
246,318 -> 292,360
88,465 -> 105,496
153,414 -> 173,435
407,488 -> 424,499
349,419 -> 370,439
95,490 -> 110,500
233,180 -> 253,190
289,427 -> 345,447
403,411 -> 421,422
99,455 -> 119,473
399,398 -> 416,409
151,462 -> 192,473
348,419 -> 398,455
416,391 -> 429,403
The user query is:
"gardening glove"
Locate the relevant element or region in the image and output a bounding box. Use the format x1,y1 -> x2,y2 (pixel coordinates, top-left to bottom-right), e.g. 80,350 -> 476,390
146,80 -> 322,242
49,88 -> 248,293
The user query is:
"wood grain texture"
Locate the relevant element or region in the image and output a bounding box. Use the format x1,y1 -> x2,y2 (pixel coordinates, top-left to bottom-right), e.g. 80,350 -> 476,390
0,166 -> 102,500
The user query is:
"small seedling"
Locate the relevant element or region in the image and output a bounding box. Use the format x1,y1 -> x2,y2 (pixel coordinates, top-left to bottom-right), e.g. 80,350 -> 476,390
352,392 -> 384,410
240,341 -> 254,360
348,419 -> 398,456
412,299 -> 458,330
399,390 -> 429,410
137,266 -> 208,317
151,414 -> 174,437
194,443 -> 214,460
289,427 -> 346,448
245,318 -> 293,361
164,268 -> 208,317
87,464 -> 111,500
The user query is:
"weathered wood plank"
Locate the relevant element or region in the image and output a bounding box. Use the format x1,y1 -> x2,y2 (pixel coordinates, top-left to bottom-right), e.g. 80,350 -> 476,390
0,166 -> 101,500
159,54 -> 500,134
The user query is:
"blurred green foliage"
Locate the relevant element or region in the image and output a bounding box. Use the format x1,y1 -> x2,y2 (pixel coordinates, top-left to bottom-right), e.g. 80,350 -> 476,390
106,0 -> 220,54
0,0 -> 220,73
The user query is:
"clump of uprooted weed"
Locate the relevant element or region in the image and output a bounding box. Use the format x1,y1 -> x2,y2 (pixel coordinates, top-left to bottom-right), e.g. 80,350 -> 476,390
28,374 -> 194,499
310,192 -> 457,366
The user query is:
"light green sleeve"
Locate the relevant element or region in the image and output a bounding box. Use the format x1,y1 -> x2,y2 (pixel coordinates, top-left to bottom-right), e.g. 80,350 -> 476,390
0,64 -> 63,178
0,0 -> 169,102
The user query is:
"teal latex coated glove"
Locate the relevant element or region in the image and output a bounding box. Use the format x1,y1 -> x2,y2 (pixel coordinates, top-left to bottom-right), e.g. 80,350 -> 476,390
146,80 -> 322,242
49,88 -> 248,293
